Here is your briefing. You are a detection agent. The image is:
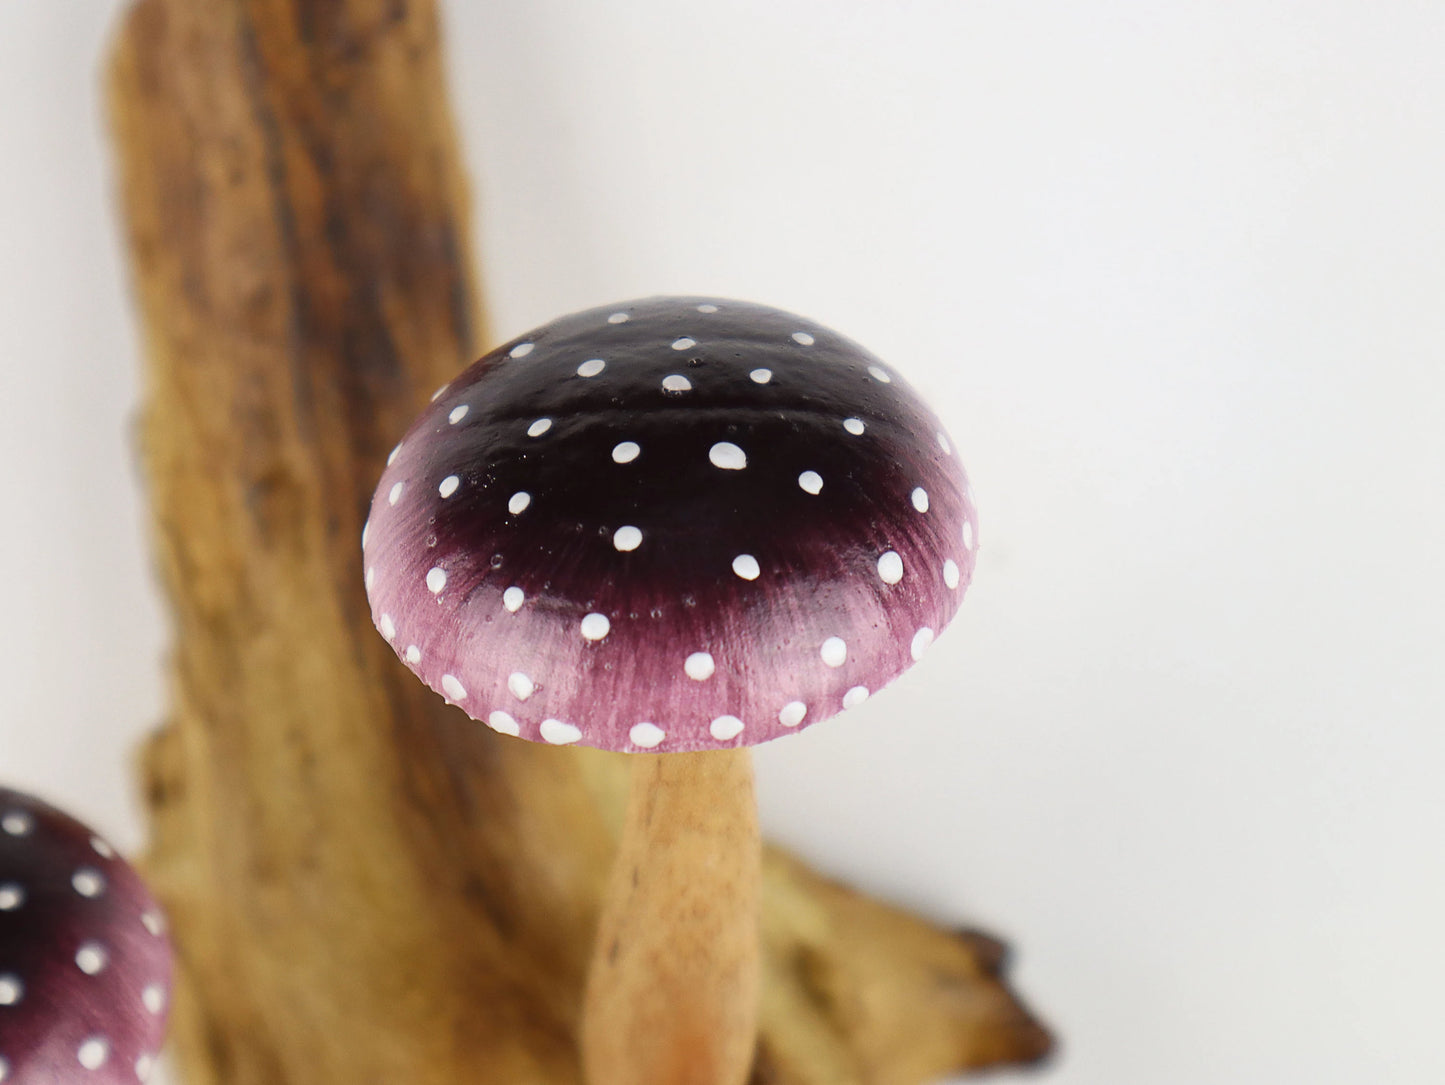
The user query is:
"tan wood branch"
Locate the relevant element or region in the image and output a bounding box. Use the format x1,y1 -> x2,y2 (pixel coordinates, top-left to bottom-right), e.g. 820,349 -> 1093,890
107,1 -> 1053,1081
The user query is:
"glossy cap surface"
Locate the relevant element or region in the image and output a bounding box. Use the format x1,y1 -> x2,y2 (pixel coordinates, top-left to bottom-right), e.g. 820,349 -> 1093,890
363,297 -> 977,751
0,787 -> 172,1083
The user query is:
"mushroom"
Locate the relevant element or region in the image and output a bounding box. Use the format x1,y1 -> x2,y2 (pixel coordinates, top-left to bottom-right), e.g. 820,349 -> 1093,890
363,296 -> 977,1084
0,786 -> 173,1083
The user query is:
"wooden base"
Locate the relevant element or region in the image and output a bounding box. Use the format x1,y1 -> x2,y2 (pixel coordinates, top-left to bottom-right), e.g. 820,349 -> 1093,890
107,1 -> 1054,1082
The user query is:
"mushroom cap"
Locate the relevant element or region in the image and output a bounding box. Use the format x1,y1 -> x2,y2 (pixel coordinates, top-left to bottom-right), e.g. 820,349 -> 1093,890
363,297 -> 977,752
0,787 -> 172,1083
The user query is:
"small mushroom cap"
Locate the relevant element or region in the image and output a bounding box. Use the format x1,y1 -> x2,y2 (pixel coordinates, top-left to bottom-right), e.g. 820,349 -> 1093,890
0,787 -> 172,1083
364,297 -> 978,752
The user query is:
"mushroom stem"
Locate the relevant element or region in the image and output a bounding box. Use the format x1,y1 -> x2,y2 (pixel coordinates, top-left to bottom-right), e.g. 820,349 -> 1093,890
582,748 -> 761,1085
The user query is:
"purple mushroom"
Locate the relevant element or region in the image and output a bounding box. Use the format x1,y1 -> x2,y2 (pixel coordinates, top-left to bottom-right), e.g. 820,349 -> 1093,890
363,296 -> 975,752
0,787 -> 172,1083
362,296 -> 976,1083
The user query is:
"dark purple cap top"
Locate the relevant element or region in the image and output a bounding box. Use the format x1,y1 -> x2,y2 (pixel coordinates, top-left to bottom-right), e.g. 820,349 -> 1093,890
363,297 -> 977,752
0,787 -> 172,1083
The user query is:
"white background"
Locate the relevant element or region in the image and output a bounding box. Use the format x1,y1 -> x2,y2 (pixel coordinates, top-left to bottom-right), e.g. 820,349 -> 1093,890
3,4 -> 1443,1083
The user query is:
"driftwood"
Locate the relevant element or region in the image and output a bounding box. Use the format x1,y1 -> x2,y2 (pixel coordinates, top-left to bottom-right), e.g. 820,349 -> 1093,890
106,1 -> 1053,1082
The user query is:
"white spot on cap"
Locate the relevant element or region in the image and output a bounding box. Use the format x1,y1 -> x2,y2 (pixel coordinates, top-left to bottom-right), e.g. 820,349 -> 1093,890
671,337 -> 697,351
72,869 -> 105,898
388,481 -> 404,506
387,442 -> 403,466
843,417 -> 865,436
0,884 -> 23,910
528,417 -> 553,437
142,984 -> 166,1015
77,1038 -> 109,1070
365,567 -> 375,591
630,723 -> 666,748
508,492 -> 531,515
509,672 -> 534,700
868,365 -> 892,383
76,943 -> 107,975
697,303 -> 719,313
361,520 -> 370,548
136,1055 -> 155,1082
141,911 -> 165,937
938,432 -> 951,454
877,551 -> 903,584
503,586 -> 525,612
614,526 -> 643,552
607,312 -> 629,324
820,637 -> 847,668
441,674 -> 468,702
439,475 -> 460,498
709,442 -> 747,470
798,470 -> 823,494
0,976 -> 21,1005
541,719 -> 582,745
662,374 -> 692,393
791,331 -> 815,345
749,368 -> 772,384
430,384 -> 449,401
963,521 -> 975,550
779,701 -> 807,728
685,652 -> 715,681
911,627 -> 935,660
912,487 -> 930,512
448,404 -> 469,424
404,645 -> 421,664
379,614 -> 396,640
944,559 -> 961,589
612,441 -> 640,464
509,342 -> 535,358
577,358 -> 606,378
732,554 -> 760,580
581,613 -> 611,641
843,686 -> 870,709
426,567 -> 447,594
1,812 -> 31,836
488,711 -> 520,736
710,716 -> 745,741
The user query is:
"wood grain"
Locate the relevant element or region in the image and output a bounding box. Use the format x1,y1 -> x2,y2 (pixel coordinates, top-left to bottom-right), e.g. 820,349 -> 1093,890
106,1 -> 1054,1081
583,751 -> 761,1085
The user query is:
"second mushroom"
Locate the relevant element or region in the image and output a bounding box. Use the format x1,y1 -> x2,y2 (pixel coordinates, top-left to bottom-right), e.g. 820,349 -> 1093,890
362,296 -> 977,1085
